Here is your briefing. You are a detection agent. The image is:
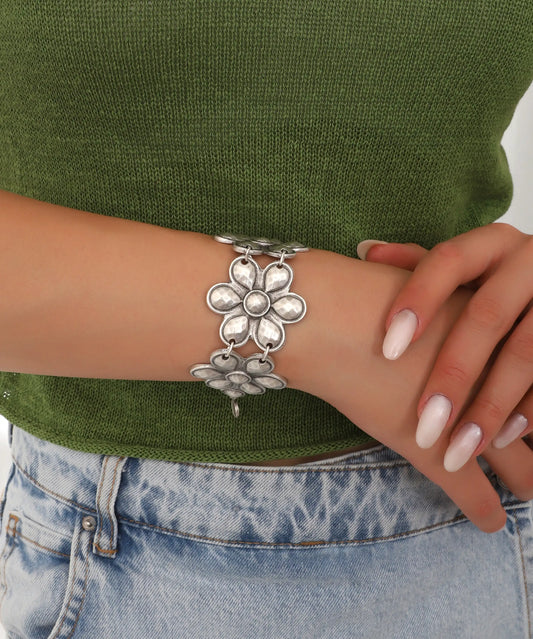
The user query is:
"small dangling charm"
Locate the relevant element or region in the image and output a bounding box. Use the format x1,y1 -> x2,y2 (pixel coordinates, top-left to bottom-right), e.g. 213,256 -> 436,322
231,398 -> 240,418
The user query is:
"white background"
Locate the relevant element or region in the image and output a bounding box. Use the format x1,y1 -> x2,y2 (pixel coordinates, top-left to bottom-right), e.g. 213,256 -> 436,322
0,83 -> 532,637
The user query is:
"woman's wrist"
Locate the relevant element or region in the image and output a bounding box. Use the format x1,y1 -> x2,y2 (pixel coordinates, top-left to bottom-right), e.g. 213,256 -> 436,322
275,247 -> 473,435
273,248 -> 411,395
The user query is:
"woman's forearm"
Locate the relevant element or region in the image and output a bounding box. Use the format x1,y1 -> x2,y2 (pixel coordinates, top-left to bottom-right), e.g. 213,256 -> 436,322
0,189 -> 231,379
0,188 -> 471,435
1,190 -> 504,529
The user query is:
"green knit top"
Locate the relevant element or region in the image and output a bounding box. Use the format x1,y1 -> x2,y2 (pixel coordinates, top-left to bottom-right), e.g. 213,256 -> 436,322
0,1 -> 531,462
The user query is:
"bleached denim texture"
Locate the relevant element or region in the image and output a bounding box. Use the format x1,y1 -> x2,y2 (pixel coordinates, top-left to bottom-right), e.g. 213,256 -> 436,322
1,423 -> 533,638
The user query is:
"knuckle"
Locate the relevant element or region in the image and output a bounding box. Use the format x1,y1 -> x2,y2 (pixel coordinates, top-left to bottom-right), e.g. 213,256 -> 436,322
474,396 -> 506,423
493,222 -> 520,239
439,361 -> 470,386
465,294 -> 507,333
472,492 -> 502,521
400,280 -> 432,305
430,241 -> 463,265
508,329 -> 533,364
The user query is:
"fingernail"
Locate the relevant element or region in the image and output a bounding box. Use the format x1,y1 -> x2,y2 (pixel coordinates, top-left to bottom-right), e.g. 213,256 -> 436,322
444,422 -> 483,472
356,239 -> 389,260
492,413 -> 529,449
416,394 -> 453,449
382,309 -> 418,360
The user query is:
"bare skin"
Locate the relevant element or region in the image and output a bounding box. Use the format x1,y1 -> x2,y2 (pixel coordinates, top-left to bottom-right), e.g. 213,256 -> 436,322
2,189 -> 532,531
363,229 -> 532,472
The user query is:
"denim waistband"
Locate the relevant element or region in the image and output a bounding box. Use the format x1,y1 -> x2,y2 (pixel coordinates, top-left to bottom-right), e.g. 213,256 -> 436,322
8,424 -> 520,547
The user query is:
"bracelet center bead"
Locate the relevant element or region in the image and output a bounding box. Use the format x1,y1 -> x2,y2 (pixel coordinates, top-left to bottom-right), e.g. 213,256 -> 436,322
243,290 -> 271,317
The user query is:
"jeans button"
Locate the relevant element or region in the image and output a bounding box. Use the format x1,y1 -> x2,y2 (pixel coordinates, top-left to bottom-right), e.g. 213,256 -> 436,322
82,515 -> 97,531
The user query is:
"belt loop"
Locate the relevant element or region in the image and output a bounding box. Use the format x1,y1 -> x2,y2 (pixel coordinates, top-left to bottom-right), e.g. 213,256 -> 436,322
92,455 -> 128,559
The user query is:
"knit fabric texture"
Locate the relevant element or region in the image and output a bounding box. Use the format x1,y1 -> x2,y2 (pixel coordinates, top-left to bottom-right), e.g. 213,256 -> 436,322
0,1 -> 531,462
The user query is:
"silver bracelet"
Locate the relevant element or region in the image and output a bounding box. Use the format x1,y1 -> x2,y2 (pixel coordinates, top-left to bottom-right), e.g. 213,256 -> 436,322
190,234 -> 308,418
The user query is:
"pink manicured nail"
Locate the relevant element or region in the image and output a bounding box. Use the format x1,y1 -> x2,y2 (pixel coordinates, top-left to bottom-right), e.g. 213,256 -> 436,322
356,239 -> 389,260
493,413 -> 529,449
382,309 -> 418,360
416,394 -> 453,449
444,422 -> 483,472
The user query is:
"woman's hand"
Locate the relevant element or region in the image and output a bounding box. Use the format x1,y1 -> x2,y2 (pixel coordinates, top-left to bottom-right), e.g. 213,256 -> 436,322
280,248 -> 531,534
357,223 -> 533,474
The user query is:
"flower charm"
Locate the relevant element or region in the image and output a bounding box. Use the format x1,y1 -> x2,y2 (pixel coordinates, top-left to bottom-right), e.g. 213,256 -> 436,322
190,349 -> 286,400
191,234 -> 308,417
207,255 -> 306,352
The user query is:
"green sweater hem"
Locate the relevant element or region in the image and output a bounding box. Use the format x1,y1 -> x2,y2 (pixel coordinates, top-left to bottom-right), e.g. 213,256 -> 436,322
2,408 -> 375,464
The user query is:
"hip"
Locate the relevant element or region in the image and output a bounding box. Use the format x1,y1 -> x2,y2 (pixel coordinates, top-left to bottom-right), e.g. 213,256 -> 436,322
1,424 -> 532,638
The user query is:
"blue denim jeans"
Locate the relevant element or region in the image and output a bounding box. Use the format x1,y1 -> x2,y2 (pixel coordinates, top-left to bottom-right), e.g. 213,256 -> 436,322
1,423 -> 532,639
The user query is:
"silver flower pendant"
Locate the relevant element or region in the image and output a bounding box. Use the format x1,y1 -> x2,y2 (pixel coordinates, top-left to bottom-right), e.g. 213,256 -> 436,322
207,255 -> 306,352
190,349 -> 286,417
191,235 -> 308,418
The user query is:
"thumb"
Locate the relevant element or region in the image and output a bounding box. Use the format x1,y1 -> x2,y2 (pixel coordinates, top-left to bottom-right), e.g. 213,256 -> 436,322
357,240 -> 428,271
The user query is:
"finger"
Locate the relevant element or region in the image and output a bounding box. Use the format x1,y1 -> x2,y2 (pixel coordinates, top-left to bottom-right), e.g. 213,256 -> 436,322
382,223 -> 523,357
491,386 -> 533,450
483,438 -> 533,502
362,242 -> 428,270
441,308 -> 533,471
415,248 -> 533,456
414,452 -> 507,532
